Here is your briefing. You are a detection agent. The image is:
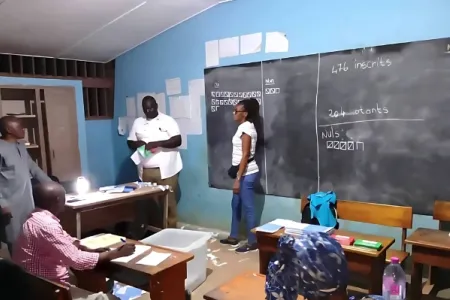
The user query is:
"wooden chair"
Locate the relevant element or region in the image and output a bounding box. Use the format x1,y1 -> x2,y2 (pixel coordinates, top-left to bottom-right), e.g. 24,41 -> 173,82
301,196 -> 413,264
0,258 -> 71,300
204,271 -> 348,300
428,200 -> 450,286
29,274 -> 72,300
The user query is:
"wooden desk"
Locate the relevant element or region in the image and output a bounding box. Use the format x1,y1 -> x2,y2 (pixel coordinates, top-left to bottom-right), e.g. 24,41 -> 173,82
61,185 -> 169,238
74,239 -> 194,300
203,271 -> 304,300
254,228 -> 394,295
405,228 -> 450,300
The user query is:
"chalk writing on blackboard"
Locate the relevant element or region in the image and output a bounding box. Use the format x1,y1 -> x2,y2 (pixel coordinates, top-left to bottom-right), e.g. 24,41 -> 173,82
325,140 -> 364,151
332,57 -> 392,74
210,90 -> 262,112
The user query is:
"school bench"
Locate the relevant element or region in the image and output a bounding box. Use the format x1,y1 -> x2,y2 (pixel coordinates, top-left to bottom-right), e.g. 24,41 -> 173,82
301,197 -> 413,264
426,200 -> 450,288
203,271 -> 349,300
29,274 -> 72,300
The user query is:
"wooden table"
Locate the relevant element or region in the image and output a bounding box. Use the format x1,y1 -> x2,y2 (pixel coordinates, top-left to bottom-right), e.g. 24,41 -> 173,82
203,271 -> 304,300
74,238 -> 194,300
61,185 -> 169,238
405,228 -> 450,300
254,228 -> 394,295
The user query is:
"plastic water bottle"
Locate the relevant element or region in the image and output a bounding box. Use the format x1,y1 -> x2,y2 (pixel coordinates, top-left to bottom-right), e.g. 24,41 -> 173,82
382,257 -> 406,300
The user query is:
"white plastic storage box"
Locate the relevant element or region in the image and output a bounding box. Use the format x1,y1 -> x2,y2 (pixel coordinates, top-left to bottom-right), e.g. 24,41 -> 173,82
141,229 -> 212,292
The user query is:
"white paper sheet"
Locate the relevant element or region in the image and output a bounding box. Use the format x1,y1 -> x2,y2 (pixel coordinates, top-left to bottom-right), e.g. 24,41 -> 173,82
136,251 -> 171,266
136,93 -> 156,118
118,117 -> 127,135
165,78 -> 182,96
130,151 -> 141,165
205,40 -> 219,67
169,95 -> 191,119
155,93 -> 166,114
219,37 -> 240,58
81,234 -> 124,249
240,33 -> 262,55
265,32 -> 289,53
127,117 -> 136,133
126,97 -> 137,117
112,245 -> 151,263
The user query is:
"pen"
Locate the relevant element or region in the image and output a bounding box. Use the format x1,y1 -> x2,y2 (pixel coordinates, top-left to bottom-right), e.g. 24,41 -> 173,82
120,238 -> 126,243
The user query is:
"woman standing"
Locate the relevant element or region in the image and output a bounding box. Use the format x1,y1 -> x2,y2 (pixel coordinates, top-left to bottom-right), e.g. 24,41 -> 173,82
220,98 -> 260,253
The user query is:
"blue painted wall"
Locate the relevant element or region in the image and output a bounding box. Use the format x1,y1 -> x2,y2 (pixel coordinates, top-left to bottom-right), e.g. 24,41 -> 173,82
0,76 -> 114,187
114,0 -> 450,247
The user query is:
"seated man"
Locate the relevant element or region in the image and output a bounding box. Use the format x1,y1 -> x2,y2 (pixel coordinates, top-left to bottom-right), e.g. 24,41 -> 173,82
12,181 -> 136,299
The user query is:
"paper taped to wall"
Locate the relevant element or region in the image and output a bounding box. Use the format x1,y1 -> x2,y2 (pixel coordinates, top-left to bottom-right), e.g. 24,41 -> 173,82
165,78 -> 182,96
219,37 -> 239,58
118,117 -> 127,135
169,95 -> 191,119
126,96 -> 137,117
205,40 -> 219,67
240,33 -> 262,55
265,32 -> 289,53
155,93 -> 166,114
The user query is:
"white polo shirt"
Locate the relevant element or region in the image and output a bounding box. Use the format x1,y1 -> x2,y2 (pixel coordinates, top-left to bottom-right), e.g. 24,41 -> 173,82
128,113 -> 183,179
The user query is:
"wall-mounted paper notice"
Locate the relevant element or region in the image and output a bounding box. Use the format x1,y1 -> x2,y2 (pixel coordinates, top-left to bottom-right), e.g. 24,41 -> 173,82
118,117 -> 127,135
169,95 -> 191,119
165,78 -> 182,96
240,33 -> 262,55
136,92 -> 156,117
127,117 -> 136,133
219,37 -> 239,58
155,93 -> 166,114
126,96 -> 136,117
205,40 -> 219,67
265,32 -> 289,53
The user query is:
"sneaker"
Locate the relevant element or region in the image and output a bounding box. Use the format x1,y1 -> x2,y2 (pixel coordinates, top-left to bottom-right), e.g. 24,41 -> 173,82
219,237 -> 239,246
235,243 -> 258,253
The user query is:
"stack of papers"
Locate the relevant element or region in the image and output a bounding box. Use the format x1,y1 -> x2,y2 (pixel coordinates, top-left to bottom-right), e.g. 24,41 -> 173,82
81,234 -> 124,249
136,251 -> 171,266
112,245 -> 151,263
256,219 -> 334,235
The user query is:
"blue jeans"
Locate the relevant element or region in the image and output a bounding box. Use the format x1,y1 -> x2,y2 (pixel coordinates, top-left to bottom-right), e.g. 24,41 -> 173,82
230,172 -> 259,244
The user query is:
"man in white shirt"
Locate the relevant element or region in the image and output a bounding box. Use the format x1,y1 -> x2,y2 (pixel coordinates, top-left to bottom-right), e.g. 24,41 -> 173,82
127,96 -> 182,228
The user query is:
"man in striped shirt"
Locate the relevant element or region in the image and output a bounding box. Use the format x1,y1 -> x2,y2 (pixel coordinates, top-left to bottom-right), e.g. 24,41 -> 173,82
12,182 -> 135,299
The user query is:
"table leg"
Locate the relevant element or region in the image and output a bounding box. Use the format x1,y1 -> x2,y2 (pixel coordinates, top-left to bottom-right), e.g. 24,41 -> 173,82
149,263 -> 186,300
410,262 -> 423,300
368,257 -> 384,295
76,212 -> 81,239
163,193 -> 168,229
259,250 -> 272,275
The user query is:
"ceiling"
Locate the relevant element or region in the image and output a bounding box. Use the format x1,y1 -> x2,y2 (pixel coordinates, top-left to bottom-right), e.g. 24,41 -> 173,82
0,0 -> 222,62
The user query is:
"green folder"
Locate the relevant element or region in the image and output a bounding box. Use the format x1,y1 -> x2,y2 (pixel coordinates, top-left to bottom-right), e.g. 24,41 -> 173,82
137,145 -> 152,158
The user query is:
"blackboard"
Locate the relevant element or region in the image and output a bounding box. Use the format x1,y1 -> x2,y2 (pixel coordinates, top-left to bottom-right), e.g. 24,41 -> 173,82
205,38 -> 450,215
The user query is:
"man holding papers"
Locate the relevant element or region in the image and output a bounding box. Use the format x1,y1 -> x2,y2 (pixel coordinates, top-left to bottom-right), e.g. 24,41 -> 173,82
127,95 -> 182,228
13,182 -> 135,299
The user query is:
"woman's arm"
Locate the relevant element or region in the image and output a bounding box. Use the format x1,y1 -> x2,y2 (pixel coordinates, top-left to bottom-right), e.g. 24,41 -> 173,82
236,133 -> 252,180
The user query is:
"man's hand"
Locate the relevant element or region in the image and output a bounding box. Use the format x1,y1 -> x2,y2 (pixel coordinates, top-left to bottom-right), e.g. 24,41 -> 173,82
145,141 -> 161,151
114,244 -> 136,258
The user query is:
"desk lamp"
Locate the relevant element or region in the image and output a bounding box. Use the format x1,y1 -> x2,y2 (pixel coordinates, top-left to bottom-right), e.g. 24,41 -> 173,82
76,176 -> 90,197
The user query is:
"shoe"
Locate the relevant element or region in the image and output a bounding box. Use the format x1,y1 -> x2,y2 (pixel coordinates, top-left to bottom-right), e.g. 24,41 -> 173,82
235,243 -> 258,253
219,237 -> 239,246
